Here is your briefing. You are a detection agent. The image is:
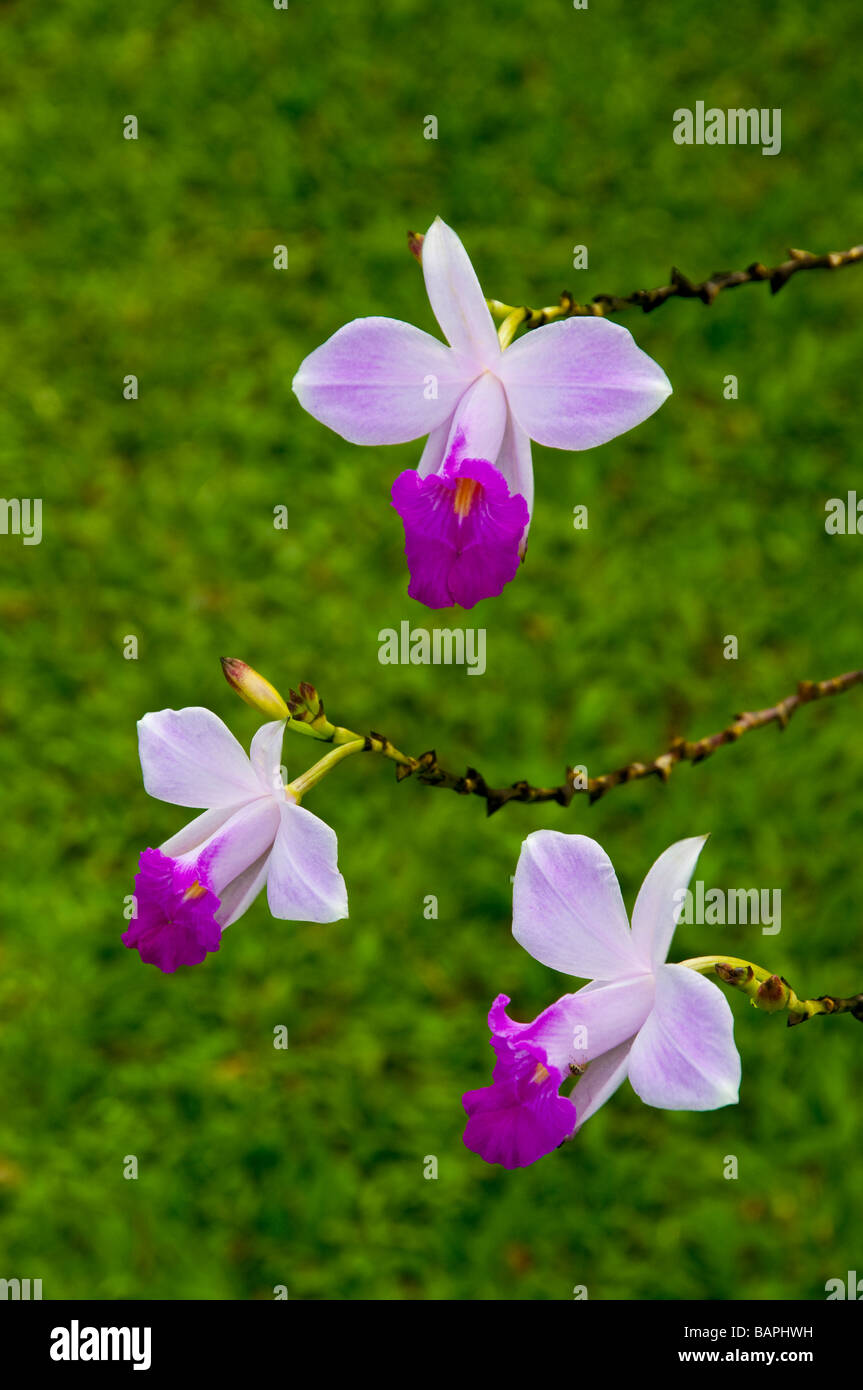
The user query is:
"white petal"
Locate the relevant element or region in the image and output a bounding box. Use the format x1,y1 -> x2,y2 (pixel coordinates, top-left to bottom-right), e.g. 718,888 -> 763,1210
138,707 -> 261,809
422,217 -> 501,365
292,316 -> 476,445
630,835 -> 709,970
249,720 -> 288,798
441,370 -> 508,467
215,850 -> 272,928
512,830 -> 641,980
628,963 -> 741,1111
192,797 -> 281,894
416,418 -> 453,479
566,974 -> 655,1065
498,316 -> 672,451
572,1038 -> 634,1133
496,410 -> 534,523
266,802 -> 348,923
160,803 -> 243,858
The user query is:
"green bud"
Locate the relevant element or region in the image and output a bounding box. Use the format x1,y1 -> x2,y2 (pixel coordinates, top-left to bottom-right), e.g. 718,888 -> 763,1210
221,658 -> 289,719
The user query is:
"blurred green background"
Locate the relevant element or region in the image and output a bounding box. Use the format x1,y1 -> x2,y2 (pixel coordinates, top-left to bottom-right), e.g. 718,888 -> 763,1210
1,0 -> 862,1301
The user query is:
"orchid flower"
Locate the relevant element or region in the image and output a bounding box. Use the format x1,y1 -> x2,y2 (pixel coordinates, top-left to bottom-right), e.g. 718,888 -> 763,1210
462,832 -> 741,1169
292,218 -> 672,609
123,708 -> 348,973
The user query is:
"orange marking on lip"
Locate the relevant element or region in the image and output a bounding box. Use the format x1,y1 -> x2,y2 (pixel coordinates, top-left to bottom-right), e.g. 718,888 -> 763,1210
531,1062 -> 550,1085
182,880 -> 208,901
453,476 -> 481,518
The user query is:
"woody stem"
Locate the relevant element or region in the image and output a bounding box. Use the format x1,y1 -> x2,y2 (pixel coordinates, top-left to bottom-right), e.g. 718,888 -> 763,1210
484,243 -> 863,332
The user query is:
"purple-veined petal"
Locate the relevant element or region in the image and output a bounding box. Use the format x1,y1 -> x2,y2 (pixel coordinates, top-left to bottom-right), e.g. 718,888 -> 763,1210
628,963 -> 741,1111
138,708 -> 262,810
266,801 -> 348,922
188,797 -> 281,894
422,217 -> 501,366
572,1038 -> 634,1132
498,316 -> 672,451
391,454 -> 528,610
249,719 -> 288,799
630,835 -> 709,971
512,831 -> 641,980
292,316 -> 475,445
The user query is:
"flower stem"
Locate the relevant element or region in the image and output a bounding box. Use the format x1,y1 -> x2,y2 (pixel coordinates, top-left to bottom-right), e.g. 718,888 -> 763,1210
679,955 -> 863,1027
225,663 -> 862,814
497,306 -> 528,348
287,739 -> 367,800
485,243 -> 863,329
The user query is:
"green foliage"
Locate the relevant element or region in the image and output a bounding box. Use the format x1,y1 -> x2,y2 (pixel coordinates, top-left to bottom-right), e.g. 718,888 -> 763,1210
0,0 -> 861,1300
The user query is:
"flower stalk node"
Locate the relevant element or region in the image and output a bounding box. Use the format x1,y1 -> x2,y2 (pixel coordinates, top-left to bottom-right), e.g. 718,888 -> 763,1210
682,957 -> 863,1030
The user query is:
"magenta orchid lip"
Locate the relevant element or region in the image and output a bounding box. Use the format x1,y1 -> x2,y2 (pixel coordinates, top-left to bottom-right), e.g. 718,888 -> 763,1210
391,443 -> 529,609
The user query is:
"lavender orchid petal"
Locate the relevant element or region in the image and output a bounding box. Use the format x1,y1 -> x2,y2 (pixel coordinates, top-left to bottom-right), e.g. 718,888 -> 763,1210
491,978 -> 653,1074
566,974 -> 655,1066
512,830 -> 641,980
630,835 -> 709,971
138,708 -> 263,809
291,316 -> 476,445
215,850 -> 272,929
421,216 -> 501,365
266,801 -> 348,922
628,963 -> 741,1111
496,411 -> 534,545
571,1038 -> 635,1133
190,797 -> 282,895
249,718 -> 288,797
416,418 -> 453,480
498,316 -> 672,450
159,803 -> 244,859
442,370 -> 509,465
